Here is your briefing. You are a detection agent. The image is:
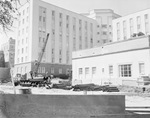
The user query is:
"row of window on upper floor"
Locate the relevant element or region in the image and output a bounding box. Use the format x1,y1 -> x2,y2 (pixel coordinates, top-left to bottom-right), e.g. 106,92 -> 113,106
116,14 -> 149,30
18,16 -> 29,26
18,26 -> 29,36
19,7 -> 29,16
17,37 -> 28,48
39,9 -> 94,31
17,56 -> 28,64
17,46 -> 28,55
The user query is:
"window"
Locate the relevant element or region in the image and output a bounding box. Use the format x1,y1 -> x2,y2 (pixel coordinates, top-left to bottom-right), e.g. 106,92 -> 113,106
59,13 -> 62,18
21,57 -> 23,62
59,58 -> 62,63
109,65 -> 113,75
92,67 -> 96,75
43,17 -> 46,22
119,64 -> 132,77
51,68 -> 54,73
22,39 -> 24,44
52,48 -> 54,54
26,16 -> 29,22
66,15 -> 69,21
145,14 -> 149,34
130,18 -> 134,36
22,19 -> 24,24
22,48 -> 24,54
52,57 -> 54,63
103,31 -> 107,35
66,69 -> 70,75
117,22 -> 120,40
85,67 -> 89,79
137,16 -> 141,32
22,28 -> 24,34
25,56 -> 27,61
103,39 -> 107,44
26,26 -> 28,33
17,58 -> 19,63
26,47 -> 28,53
85,67 -> 89,74
79,68 -> 83,75
26,37 -> 28,43
42,67 -> 45,73
38,67 -> 41,73
139,63 -> 145,75
27,7 -> 29,13
39,16 -> 42,21
123,21 -> 127,40
59,22 -> 62,27
102,24 -> 107,28
59,68 -> 62,74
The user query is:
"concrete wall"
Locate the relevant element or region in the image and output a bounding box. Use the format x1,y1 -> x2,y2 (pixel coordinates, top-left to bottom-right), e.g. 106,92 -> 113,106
0,94 -> 125,118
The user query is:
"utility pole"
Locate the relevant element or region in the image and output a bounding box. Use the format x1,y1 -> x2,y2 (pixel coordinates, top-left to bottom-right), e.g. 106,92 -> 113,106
8,50 -> 16,94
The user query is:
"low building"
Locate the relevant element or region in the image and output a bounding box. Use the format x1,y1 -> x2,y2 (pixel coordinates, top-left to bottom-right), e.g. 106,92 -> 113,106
72,35 -> 150,86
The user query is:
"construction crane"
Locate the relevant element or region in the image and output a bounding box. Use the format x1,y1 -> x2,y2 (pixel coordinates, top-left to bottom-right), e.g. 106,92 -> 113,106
14,33 -> 50,87
33,33 -> 50,76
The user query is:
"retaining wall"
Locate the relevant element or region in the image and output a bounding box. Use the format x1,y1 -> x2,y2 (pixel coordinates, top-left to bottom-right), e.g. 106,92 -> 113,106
0,94 -> 125,118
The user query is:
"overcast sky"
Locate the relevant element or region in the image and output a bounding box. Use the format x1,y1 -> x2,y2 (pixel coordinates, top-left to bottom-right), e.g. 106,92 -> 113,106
42,0 -> 150,16
0,0 -> 150,48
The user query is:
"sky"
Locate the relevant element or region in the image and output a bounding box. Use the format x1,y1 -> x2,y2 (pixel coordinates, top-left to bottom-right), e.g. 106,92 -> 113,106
0,0 -> 150,48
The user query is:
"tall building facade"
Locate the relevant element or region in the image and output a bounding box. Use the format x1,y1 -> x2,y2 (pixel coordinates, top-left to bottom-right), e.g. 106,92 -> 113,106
14,0 -> 99,75
112,9 -> 150,42
81,9 -> 121,45
1,37 -> 15,68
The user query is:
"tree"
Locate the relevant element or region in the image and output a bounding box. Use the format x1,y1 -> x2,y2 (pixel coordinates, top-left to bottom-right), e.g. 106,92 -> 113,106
0,0 -> 21,31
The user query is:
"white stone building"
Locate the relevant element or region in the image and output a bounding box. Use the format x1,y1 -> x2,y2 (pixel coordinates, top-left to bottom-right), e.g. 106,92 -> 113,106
112,9 -> 150,42
72,35 -> 150,86
82,9 -> 121,44
14,0 -> 100,76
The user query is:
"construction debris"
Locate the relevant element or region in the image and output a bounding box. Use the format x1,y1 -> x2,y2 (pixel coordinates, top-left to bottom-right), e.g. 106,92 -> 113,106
72,83 -> 120,92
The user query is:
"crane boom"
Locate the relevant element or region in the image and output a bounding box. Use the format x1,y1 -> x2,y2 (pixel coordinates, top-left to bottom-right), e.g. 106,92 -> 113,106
34,33 -> 50,75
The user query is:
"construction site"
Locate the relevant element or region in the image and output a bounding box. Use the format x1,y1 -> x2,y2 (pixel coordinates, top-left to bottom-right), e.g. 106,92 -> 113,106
0,32 -> 150,117
0,0 -> 150,118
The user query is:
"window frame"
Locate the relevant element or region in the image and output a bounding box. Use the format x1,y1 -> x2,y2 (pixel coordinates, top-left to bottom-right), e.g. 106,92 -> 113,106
119,64 -> 132,77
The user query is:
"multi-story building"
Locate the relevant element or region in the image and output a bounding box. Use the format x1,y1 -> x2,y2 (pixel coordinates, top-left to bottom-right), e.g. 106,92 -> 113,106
14,0 -> 99,76
1,37 -> 15,68
81,9 -> 121,44
113,9 -> 150,42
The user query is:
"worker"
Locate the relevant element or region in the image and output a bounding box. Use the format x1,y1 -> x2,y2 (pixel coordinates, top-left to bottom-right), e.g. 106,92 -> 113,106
29,71 -> 33,79
43,72 -> 53,89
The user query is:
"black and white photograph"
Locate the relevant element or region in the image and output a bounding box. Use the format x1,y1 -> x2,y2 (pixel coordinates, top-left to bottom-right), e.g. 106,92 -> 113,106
0,0 -> 150,117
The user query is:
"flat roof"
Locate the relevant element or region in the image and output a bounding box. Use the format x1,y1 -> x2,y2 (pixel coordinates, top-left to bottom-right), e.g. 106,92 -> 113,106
72,35 -> 150,59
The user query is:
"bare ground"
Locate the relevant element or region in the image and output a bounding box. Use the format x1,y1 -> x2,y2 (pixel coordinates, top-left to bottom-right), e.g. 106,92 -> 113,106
0,82 -> 150,107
